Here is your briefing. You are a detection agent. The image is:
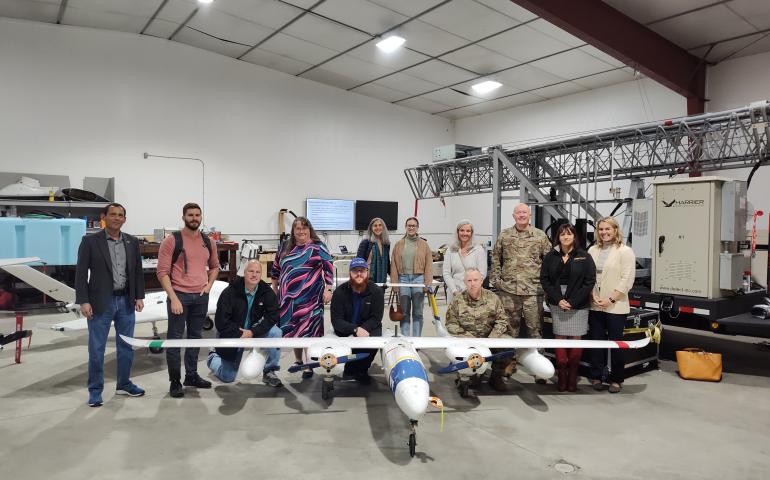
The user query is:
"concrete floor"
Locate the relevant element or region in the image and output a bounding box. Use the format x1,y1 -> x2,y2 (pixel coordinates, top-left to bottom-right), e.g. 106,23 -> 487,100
1,306 -> 769,480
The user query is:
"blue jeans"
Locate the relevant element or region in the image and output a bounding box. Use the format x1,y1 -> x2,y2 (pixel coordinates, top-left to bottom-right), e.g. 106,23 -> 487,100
87,294 -> 135,394
166,291 -> 209,381
399,274 -> 425,337
207,325 -> 282,383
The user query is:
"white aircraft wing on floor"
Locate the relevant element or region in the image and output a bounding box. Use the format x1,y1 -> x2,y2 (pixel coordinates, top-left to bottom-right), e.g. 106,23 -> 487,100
0,257 -> 41,267
1,262 -> 75,304
45,281 -> 229,332
120,334 -> 649,350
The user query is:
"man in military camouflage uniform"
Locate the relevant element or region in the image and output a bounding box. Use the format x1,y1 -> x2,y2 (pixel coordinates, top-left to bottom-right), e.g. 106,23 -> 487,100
446,268 -> 511,391
490,203 -> 552,385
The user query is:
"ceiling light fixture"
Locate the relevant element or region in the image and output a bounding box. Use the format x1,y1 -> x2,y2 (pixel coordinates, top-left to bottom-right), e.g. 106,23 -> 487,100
471,80 -> 502,94
197,0 -> 213,4
376,35 -> 406,53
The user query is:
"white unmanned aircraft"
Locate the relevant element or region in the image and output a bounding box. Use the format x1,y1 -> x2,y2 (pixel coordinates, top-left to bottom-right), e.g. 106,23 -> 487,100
122,313 -> 652,457
0,261 -> 227,349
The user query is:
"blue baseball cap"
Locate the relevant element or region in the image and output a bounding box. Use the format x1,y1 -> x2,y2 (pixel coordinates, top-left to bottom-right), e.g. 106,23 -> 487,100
349,257 -> 369,270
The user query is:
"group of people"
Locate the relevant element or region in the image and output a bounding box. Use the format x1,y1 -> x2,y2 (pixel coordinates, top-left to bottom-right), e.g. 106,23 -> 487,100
75,200 -> 634,407
444,204 -> 636,393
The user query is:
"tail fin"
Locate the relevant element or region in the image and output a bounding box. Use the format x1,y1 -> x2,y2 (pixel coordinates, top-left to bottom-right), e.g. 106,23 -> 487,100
1,264 -> 76,304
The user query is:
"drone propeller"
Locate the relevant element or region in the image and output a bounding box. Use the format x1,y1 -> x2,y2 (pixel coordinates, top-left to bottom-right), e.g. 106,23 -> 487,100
437,349 -> 515,374
287,352 -> 371,373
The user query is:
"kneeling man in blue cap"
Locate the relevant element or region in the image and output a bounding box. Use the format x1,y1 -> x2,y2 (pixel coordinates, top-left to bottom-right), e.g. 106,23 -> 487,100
330,257 -> 384,384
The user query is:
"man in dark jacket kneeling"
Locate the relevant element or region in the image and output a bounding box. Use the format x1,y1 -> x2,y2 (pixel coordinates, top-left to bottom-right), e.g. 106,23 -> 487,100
207,260 -> 282,387
330,257 -> 384,384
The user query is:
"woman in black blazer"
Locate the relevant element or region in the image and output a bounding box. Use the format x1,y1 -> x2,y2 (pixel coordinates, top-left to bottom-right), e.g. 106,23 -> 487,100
540,223 -> 596,391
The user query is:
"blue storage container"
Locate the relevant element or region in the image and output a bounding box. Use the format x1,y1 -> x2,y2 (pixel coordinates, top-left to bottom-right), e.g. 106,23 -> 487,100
0,218 -> 86,265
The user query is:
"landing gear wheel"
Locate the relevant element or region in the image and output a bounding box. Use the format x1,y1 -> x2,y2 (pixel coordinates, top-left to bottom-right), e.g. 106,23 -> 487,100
203,317 -> 214,331
149,336 -> 163,354
321,380 -> 334,401
408,433 -> 416,457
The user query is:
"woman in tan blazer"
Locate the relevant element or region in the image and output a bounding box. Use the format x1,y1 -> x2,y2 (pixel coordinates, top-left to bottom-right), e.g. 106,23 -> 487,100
390,217 -> 433,336
587,217 -> 636,393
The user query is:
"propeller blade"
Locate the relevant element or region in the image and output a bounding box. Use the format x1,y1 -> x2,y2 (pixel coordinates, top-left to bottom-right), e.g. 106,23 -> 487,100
437,362 -> 472,374
288,361 -> 321,373
336,352 -> 371,364
484,349 -> 516,362
287,352 -> 370,373
437,350 -> 515,374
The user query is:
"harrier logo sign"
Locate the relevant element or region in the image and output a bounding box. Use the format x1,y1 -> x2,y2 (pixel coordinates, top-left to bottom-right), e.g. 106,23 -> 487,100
661,199 -> 705,207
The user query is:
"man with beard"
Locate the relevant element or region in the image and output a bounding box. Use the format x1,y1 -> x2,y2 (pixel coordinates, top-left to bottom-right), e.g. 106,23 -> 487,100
157,202 -> 219,398
330,257 -> 384,384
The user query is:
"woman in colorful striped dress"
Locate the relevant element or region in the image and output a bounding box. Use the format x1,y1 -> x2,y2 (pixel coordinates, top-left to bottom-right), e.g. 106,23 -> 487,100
271,217 -> 333,378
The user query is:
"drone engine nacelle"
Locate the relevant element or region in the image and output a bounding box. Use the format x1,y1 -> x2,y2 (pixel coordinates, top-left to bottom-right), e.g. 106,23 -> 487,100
308,344 -> 352,375
239,349 -> 266,380
517,348 -> 555,379
445,345 -> 493,376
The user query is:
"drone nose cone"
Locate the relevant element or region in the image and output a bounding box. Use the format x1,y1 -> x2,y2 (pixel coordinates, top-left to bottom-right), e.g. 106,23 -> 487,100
394,377 -> 430,420
239,350 -> 266,380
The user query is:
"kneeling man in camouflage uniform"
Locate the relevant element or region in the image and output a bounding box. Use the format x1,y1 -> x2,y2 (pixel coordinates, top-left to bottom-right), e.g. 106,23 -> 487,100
445,268 -> 511,391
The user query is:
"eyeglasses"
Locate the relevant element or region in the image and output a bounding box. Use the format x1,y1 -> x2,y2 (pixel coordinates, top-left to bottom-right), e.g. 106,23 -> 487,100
350,269 -> 368,275
406,224 -> 418,228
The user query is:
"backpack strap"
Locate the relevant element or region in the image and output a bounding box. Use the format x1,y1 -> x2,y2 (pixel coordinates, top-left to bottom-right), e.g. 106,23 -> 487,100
170,230 -> 212,279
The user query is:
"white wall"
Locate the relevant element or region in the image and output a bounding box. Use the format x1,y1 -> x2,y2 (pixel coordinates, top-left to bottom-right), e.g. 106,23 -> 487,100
0,17 -> 452,251
707,50 -> 770,113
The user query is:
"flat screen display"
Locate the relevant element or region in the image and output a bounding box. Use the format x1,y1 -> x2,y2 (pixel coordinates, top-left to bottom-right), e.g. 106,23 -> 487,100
306,198 -> 355,231
355,200 -> 398,230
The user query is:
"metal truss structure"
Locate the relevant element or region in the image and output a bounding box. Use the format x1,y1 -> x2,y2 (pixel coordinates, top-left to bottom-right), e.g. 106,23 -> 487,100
405,102 -> 770,221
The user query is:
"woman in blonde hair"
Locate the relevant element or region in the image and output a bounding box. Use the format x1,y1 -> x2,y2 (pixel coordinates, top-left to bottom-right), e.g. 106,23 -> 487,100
356,217 -> 390,284
587,217 -> 635,393
442,219 -> 487,304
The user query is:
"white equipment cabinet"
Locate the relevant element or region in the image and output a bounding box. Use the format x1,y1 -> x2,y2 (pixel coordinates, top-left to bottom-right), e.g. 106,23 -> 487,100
651,177 -> 747,299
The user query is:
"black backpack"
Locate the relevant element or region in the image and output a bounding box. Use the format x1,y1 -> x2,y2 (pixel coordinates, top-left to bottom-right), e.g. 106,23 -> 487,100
170,230 -> 212,278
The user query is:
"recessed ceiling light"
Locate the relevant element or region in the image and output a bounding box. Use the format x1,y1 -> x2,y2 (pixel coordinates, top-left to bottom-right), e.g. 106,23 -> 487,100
471,80 -> 502,94
376,35 -> 406,53
197,0 -> 213,4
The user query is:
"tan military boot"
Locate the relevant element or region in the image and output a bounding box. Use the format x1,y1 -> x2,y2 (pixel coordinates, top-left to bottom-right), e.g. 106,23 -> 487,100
488,373 -> 507,392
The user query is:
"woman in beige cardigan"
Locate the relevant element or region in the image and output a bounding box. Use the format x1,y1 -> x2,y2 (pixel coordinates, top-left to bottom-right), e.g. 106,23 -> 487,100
587,217 -> 635,393
390,217 -> 433,336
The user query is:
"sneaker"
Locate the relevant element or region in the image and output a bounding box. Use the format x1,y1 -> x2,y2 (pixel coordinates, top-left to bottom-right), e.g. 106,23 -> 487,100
608,383 -> 622,394
591,380 -> 606,391
534,378 -> 547,385
170,380 -> 184,398
263,371 -> 283,388
183,374 -> 212,389
301,369 -> 314,379
116,383 -> 145,397
354,373 -> 372,385
87,392 -> 103,407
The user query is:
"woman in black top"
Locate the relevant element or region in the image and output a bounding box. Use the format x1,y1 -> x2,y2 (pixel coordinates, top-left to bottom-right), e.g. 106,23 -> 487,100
540,223 -> 596,391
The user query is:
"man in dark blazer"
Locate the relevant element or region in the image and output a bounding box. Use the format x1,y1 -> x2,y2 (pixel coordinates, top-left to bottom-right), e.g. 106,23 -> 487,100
75,203 -> 145,407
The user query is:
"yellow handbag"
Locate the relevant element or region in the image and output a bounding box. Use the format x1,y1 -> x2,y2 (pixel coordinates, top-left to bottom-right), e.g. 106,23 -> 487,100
675,348 -> 722,382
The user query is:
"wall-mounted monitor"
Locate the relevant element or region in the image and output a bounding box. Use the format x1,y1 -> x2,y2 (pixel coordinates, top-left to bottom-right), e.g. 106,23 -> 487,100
306,198 -> 355,231
355,200 -> 398,230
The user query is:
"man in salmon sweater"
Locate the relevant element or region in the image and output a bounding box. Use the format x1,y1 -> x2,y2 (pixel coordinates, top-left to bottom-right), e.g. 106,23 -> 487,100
157,202 -> 219,398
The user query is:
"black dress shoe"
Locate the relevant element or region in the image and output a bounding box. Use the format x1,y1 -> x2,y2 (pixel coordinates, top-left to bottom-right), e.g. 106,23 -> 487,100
183,374 -> 212,389
355,373 -> 372,385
